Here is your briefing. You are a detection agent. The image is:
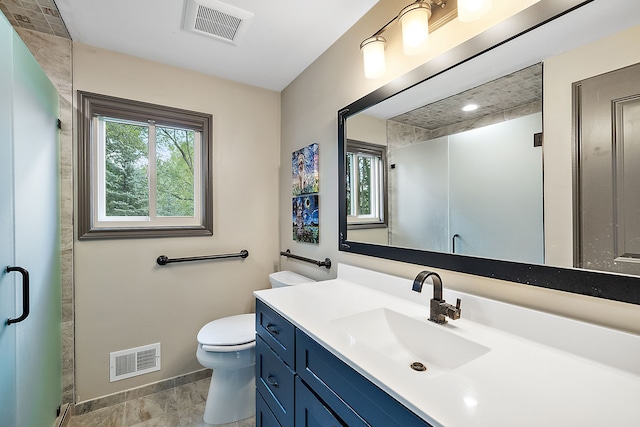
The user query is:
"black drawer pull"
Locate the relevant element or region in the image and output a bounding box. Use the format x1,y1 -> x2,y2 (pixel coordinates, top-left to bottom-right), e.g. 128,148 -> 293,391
266,324 -> 279,335
266,375 -> 279,388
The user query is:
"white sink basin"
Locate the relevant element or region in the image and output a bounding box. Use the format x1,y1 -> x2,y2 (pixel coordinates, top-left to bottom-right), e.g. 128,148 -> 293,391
331,308 -> 490,376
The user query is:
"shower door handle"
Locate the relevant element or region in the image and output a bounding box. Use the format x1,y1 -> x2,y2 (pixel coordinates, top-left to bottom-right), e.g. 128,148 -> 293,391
6,266 -> 30,325
452,234 -> 460,254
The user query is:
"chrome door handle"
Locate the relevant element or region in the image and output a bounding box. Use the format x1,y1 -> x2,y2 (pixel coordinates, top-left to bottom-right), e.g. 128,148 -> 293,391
6,266 -> 29,325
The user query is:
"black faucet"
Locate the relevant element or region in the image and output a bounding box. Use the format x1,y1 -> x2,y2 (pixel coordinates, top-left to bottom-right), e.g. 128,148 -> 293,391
412,270 -> 461,325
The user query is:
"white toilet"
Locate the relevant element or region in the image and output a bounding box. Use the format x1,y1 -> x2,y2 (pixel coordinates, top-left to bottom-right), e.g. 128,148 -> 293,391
196,271 -> 315,425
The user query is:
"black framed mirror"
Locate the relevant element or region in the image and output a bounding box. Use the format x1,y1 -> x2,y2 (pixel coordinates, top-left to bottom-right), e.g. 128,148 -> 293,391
338,0 -> 640,305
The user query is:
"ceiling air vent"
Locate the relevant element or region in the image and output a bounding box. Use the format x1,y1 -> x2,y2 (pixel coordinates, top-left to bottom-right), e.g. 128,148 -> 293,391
183,0 -> 253,45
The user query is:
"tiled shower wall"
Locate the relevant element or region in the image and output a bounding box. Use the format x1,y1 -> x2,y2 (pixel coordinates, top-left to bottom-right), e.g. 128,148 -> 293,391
16,27 -> 74,404
0,0 -> 70,39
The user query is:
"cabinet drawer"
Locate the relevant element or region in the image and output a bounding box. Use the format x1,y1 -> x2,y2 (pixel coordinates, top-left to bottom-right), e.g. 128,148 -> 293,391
256,336 -> 295,427
256,299 -> 295,367
296,329 -> 431,427
257,390 -> 282,427
295,376 -> 346,427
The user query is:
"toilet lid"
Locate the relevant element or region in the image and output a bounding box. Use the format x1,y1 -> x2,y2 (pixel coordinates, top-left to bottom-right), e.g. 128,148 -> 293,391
197,313 -> 256,346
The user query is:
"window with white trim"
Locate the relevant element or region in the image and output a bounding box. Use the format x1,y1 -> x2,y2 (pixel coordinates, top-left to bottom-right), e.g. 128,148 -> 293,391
346,140 -> 387,228
77,91 -> 213,239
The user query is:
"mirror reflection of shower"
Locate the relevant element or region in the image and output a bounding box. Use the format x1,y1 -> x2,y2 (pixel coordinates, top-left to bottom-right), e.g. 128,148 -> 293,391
347,64 -> 544,264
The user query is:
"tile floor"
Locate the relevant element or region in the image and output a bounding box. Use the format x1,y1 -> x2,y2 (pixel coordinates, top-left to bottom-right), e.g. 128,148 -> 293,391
68,377 -> 256,427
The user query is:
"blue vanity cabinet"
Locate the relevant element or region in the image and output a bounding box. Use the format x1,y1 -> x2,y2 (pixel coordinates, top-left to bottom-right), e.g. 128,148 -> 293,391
255,299 -> 432,427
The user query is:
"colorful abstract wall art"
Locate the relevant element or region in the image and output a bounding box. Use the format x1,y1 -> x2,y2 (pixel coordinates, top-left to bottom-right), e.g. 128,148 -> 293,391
292,143 -> 319,196
292,195 -> 319,244
291,143 -> 319,244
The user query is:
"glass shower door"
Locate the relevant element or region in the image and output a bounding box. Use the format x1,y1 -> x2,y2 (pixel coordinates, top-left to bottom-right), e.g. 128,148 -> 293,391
12,29 -> 62,427
0,12 -> 17,427
0,12 -> 62,426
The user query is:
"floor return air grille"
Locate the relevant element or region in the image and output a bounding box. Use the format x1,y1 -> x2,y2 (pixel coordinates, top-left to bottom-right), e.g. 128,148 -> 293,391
110,343 -> 161,382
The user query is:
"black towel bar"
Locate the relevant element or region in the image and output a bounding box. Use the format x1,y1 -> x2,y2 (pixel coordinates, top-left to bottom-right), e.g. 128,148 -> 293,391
280,249 -> 331,269
157,249 -> 249,266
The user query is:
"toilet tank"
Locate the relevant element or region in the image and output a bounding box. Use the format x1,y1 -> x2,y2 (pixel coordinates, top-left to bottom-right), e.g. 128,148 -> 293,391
269,271 -> 316,288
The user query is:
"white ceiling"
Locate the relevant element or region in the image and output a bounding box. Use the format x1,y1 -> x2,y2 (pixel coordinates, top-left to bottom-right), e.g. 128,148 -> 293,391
54,0 -> 379,92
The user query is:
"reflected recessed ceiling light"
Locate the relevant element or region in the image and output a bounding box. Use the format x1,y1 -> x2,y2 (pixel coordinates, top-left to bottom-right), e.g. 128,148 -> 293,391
464,396 -> 479,408
462,104 -> 479,112
458,0 -> 493,23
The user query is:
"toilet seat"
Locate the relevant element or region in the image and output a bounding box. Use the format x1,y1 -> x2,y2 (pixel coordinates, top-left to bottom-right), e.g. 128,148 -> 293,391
198,313 -> 255,350
201,341 -> 255,352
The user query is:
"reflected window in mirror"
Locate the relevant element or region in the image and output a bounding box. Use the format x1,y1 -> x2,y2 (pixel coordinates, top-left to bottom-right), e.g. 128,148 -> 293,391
346,140 -> 388,229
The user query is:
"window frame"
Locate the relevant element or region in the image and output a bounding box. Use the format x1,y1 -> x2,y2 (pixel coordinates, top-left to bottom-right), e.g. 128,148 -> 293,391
346,139 -> 388,229
77,91 -> 213,239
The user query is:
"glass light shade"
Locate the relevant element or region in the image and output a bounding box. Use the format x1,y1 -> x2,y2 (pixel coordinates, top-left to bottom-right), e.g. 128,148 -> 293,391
458,0 -> 492,22
399,3 -> 431,56
361,36 -> 386,79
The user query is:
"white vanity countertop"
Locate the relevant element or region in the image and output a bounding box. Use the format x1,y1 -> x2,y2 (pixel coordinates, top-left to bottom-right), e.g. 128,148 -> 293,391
254,265 -> 640,427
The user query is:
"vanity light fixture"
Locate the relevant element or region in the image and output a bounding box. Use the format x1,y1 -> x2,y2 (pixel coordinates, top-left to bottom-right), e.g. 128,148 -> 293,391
361,36 -> 387,79
399,1 -> 432,56
361,0 -> 492,79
